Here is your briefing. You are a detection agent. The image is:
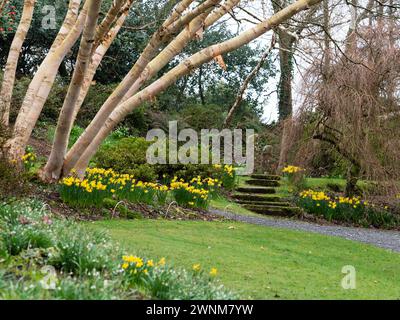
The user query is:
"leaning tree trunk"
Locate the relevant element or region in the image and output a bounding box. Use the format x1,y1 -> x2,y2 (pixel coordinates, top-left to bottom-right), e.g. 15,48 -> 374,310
119,0 -> 238,104
72,8 -> 133,129
67,0 -> 324,176
62,0 -> 223,175
4,1 -> 86,161
43,0 -> 103,181
0,0 -> 36,127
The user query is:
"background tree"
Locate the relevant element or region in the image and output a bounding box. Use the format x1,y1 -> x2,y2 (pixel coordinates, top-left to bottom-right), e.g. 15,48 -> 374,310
0,0 -> 324,182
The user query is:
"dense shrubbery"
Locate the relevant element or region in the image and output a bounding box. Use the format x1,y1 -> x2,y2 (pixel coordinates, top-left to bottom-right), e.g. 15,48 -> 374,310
296,190 -> 400,229
177,104 -> 225,131
93,137 -> 157,181
0,200 -> 235,300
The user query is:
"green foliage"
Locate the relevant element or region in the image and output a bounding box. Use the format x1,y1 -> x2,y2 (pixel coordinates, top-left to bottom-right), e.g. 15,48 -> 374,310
178,104 -> 225,131
126,164 -> 157,182
0,200 -> 52,255
0,200 -> 235,300
49,225 -> 116,275
93,137 -> 154,178
102,198 -> 143,219
0,1 -> 18,37
140,267 -> 234,300
47,125 -> 84,149
92,218 -> 400,299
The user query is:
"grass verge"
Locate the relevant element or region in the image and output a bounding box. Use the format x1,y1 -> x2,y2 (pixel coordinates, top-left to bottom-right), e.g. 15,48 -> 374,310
89,219 -> 400,299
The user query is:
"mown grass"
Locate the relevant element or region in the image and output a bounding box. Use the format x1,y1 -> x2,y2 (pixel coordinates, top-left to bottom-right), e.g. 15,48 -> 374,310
89,219 -> 400,300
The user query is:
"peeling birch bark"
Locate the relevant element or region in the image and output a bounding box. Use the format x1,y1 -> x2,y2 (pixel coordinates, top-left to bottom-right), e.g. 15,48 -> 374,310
0,0 -> 36,127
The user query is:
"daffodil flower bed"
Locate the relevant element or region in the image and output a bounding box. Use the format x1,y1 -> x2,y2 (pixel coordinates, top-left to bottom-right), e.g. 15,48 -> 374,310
59,168 -> 225,210
297,189 -> 400,228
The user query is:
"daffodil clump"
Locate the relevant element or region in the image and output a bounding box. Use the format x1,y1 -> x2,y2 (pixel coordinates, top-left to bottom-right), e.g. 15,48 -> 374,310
282,165 -> 304,174
190,175 -> 222,197
192,263 -> 218,277
21,152 -> 36,170
170,177 -> 210,209
213,164 -> 236,190
59,168 -> 216,209
297,189 -> 399,228
282,165 -> 307,191
119,256 -> 234,300
121,255 -> 163,284
60,168 -> 169,208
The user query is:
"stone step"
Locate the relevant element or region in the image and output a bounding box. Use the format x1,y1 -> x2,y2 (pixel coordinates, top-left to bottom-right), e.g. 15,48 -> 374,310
232,193 -> 283,202
236,187 -> 276,194
242,204 -> 301,217
246,179 -> 280,187
235,200 -> 291,207
250,174 -> 281,181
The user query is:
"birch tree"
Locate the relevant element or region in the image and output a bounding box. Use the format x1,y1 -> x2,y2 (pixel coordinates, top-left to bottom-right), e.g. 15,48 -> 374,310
63,0 -> 324,177
0,0 -> 36,127
1,0 -> 324,182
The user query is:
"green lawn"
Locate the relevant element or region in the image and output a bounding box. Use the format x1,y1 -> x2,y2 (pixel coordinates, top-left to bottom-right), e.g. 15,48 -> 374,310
89,219 -> 400,299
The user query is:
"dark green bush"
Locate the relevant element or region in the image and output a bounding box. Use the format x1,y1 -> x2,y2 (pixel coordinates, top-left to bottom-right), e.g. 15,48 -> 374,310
93,137 -> 156,181
94,137 -> 150,168
177,104 -> 225,131
126,164 -> 157,182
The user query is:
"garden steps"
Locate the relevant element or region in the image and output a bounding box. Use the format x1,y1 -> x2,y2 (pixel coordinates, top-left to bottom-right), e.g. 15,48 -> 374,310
250,174 -> 281,181
235,200 -> 291,207
236,186 -> 276,194
232,193 -> 283,202
242,204 -> 300,217
233,174 -> 300,218
246,179 -> 280,187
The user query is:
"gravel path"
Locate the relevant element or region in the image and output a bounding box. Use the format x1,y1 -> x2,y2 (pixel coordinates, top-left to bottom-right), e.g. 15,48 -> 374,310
209,209 -> 400,252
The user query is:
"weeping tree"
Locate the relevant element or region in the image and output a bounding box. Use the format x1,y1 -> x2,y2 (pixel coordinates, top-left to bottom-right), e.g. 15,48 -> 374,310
0,0 -> 323,182
295,23 -> 400,196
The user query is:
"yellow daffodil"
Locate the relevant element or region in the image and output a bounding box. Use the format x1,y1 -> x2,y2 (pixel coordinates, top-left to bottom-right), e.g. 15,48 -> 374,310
192,264 -> 201,272
209,268 -> 218,276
